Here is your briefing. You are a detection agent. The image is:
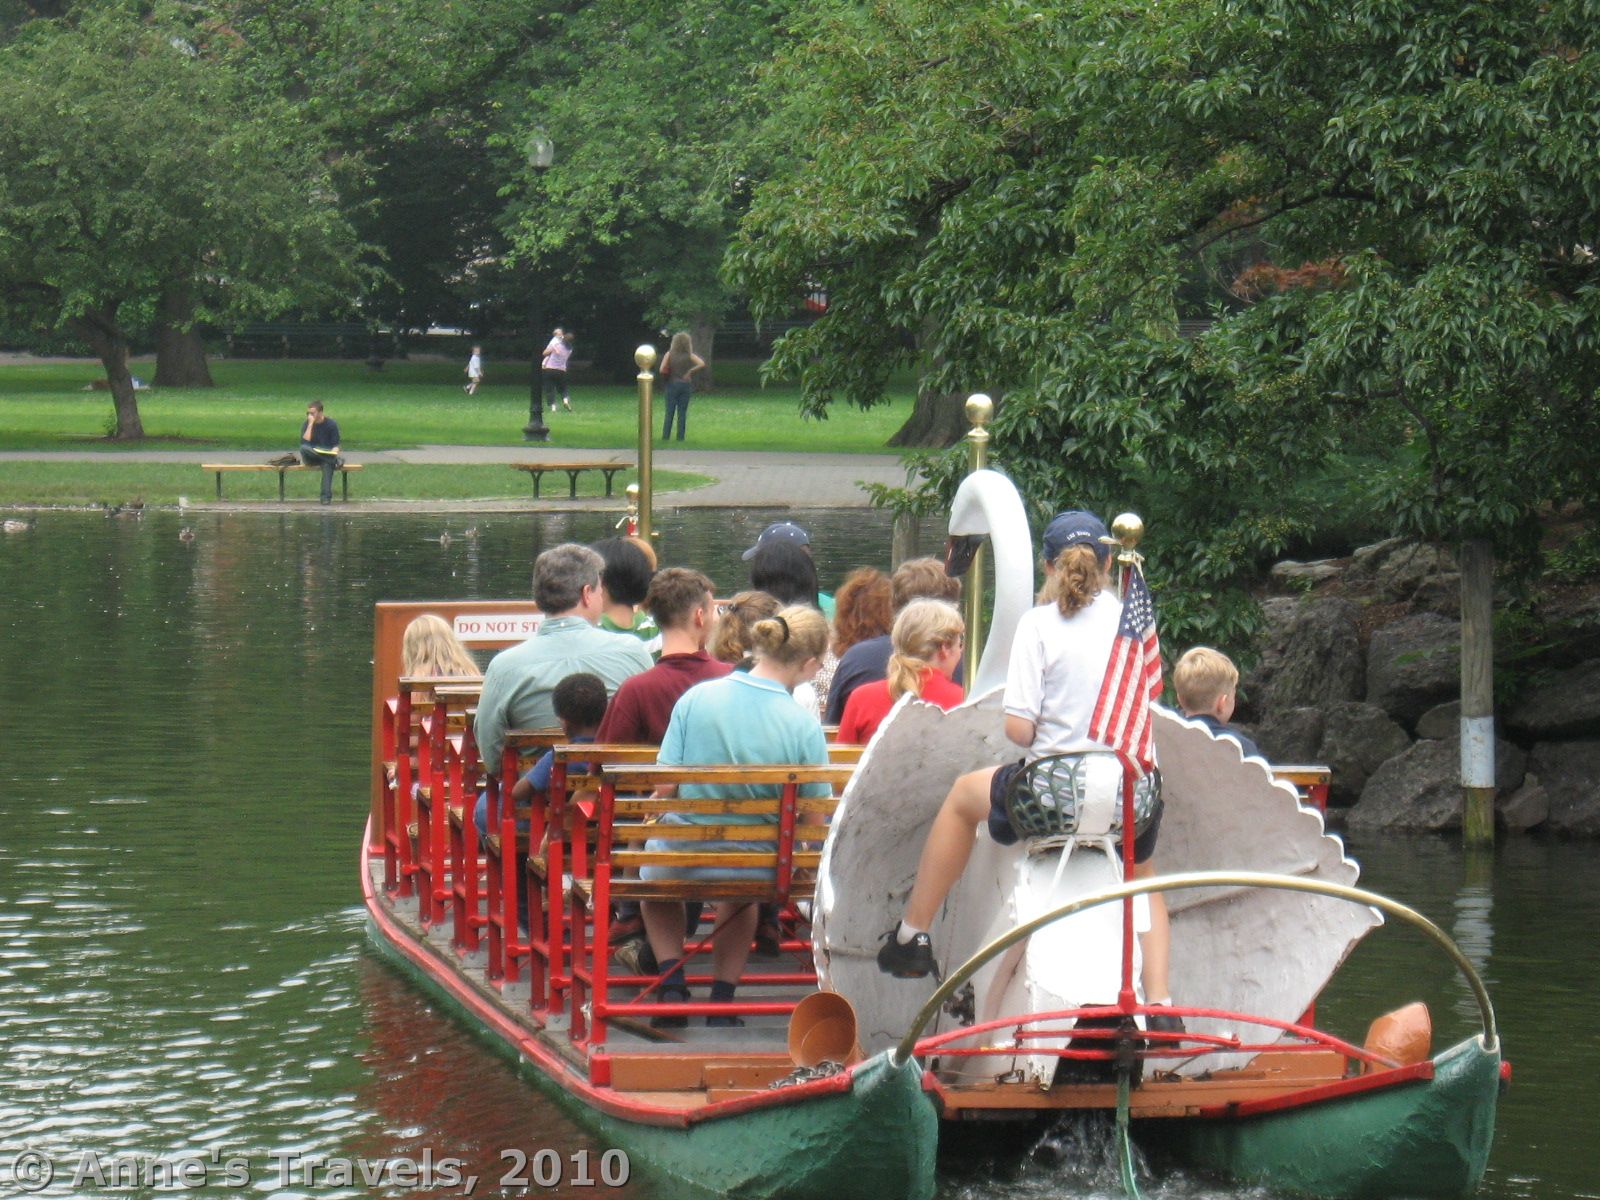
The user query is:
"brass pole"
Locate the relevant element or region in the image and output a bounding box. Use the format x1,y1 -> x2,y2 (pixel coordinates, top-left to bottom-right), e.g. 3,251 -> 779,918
634,345 -> 657,543
891,870 -> 1499,1067
962,394 -> 992,686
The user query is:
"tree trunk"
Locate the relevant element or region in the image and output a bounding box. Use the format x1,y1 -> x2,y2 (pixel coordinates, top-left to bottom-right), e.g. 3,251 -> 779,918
1459,538 -> 1495,846
154,285 -> 215,387
71,307 -> 144,439
888,387 -> 970,448
689,319 -> 717,390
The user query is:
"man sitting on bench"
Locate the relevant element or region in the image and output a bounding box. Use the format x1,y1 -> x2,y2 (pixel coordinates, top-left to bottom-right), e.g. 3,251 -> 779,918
299,401 -> 342,505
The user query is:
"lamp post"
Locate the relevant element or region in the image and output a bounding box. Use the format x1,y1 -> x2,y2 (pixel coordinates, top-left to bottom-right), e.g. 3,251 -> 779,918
522,129 -> 555,443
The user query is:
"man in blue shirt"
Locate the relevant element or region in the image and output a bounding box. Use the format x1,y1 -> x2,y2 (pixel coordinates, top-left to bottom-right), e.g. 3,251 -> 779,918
474,543 -> 654,769
298,401 -> 342,504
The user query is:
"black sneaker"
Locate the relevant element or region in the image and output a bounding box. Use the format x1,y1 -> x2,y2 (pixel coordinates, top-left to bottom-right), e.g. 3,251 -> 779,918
876,928 -> 935,978
706,1012 -> 745,1028
1147,1010 -> 1187,1036
651,985 -> 689,1029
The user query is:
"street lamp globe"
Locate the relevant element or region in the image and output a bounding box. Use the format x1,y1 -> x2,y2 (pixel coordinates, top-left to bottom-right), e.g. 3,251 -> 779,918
527,130 -> 555,170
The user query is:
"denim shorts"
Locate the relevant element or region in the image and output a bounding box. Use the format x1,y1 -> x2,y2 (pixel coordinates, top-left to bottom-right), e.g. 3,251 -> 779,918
987,759 -> 1163,862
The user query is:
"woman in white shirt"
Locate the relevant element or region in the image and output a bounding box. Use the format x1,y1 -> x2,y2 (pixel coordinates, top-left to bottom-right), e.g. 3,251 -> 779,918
876,510 -> 1176,1026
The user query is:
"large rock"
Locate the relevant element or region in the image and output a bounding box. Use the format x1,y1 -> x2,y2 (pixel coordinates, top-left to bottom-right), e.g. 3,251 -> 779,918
1497,775 -> 1549,832
1316,702 -> 1413,805
1240,597 -> 1363,721
1253,707 -> 1326,764
1347,736 -> 1526,831
1506,660 -> 1600,739
1415,700 -> 1460,741
1271,559 -> 1342,585
1376,543 -> 1459,611
1366,613 -> 1460,728
1347,538 -> 1459,611
1527,741 -> 1600,836
1346,537 -> 1407,582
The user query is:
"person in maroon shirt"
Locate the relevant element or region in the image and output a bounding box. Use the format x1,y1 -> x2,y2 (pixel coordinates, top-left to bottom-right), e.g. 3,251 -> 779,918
596,567 -> 730,966
596,568 -> 729,744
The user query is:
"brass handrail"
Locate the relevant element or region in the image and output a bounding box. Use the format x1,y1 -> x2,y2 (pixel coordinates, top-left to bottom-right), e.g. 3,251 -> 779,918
891,870 -> 1498,1066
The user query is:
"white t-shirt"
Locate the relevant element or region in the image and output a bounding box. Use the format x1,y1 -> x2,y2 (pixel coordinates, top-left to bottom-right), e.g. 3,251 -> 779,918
1003,590 -> 1122,757
467,353 -> 483,379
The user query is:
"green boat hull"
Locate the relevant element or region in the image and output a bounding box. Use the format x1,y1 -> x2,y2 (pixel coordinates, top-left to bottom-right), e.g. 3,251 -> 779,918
1147,1036 -> 1501,1199
588,1051 -> 936,1200
365,915 -> 937,1200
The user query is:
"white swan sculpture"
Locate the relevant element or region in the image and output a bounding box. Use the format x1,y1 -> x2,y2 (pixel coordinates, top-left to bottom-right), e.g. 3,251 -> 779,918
814,469 -> 1379,1083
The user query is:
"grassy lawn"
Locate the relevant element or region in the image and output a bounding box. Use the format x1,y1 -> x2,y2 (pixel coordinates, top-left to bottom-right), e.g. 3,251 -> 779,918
0,358 -> 911,453
0,460 -> 709,507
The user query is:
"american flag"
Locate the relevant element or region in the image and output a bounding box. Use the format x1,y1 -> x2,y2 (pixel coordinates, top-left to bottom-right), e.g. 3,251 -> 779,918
1088,565 -> 1163,774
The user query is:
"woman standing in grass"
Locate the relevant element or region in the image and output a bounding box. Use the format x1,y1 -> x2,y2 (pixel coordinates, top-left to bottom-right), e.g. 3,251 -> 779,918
542,327 -> 573,412
660,331 -> 706,442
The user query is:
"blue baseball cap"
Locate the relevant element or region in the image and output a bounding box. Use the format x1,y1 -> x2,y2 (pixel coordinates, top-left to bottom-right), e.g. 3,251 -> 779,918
1042,510 -> 1114,564
741,521 -> 810,561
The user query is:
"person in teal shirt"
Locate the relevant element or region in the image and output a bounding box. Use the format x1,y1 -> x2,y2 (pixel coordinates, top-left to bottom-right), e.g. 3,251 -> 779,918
640,605 -> 830,1027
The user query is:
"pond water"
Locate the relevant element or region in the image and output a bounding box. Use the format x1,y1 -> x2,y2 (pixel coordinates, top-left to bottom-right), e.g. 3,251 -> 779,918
1,510 -> 1596,1200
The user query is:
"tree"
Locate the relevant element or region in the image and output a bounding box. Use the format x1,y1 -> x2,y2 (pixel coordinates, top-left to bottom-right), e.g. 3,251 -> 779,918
730,0 -> 1600,652
496,0 -> 800,385
216,0 -> 536,340
0,6 -> 364,434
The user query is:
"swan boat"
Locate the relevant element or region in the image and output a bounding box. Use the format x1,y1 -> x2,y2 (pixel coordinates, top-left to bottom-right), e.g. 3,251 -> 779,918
360,470 -> 1505,1200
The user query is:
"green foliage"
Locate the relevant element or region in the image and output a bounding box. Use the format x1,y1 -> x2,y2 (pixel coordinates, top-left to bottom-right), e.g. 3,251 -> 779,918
0,4 -> 365,432
732,0 -> 1600,648
498,0 -> 798,334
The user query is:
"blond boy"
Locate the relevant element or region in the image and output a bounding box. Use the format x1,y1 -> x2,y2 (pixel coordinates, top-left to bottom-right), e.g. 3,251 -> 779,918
1173,647 -> 1261,758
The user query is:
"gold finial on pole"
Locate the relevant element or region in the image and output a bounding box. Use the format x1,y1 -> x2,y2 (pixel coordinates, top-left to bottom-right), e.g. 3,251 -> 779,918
962,393 -> 993,686
964,393 -> 993,469
635,345 -> 657,543
1110,511 -> 1144,589
618,482 -> 640,534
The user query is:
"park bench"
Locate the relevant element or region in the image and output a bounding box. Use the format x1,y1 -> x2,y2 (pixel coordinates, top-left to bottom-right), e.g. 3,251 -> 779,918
201,462 -> 363,501
508,460 -> 633,499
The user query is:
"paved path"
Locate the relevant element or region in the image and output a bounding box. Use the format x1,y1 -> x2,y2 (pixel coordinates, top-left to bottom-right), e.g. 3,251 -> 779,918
0,445 -> 910,509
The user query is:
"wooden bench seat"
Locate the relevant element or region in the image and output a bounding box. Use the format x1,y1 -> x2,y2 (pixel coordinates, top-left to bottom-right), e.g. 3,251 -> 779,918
201,461 -> 363,501
508,460 -> 633,499
568,761 -> 854,1047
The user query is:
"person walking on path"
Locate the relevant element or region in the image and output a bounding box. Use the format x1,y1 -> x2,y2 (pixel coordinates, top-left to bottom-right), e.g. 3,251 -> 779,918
464,345 -> 483,395
542,327 -> 573,412
660,330 -> 706,442
298,401 -> 342,505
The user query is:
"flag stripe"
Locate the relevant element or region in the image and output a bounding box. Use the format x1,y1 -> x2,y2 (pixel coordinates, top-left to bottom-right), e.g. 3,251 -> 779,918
1088,566 -> 1162,775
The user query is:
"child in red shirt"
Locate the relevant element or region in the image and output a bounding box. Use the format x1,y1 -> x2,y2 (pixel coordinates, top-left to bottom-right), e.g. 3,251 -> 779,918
838,599 -> 965,744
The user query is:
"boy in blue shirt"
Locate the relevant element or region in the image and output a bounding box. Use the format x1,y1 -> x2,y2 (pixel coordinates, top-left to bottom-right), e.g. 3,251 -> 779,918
474,671 -> 607,841
1174,647 -> 1261,758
